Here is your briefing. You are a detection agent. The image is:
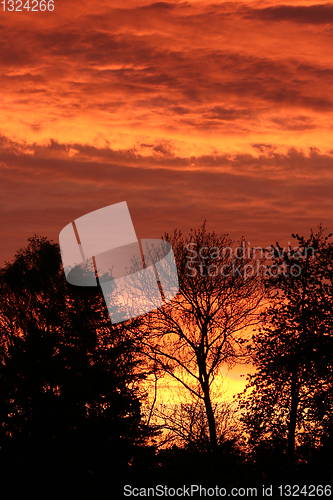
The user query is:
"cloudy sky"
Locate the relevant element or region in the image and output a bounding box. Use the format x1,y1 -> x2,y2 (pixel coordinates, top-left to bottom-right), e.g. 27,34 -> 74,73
1,0 -> 333,266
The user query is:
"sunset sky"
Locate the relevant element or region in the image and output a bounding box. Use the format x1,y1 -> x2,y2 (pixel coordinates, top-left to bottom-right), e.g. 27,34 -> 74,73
1,0 -> 333,264
1,1 -> 333,396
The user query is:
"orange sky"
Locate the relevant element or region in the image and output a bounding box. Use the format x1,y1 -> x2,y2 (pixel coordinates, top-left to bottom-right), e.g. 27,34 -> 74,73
2,0 -> 333,263
1,1 -> 333,397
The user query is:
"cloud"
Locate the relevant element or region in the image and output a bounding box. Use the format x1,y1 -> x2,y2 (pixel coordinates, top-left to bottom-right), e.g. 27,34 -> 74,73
1,133 -> 333,265
270,115 -> 316,131
246,3 -> 333,25
1,1 -> 332,266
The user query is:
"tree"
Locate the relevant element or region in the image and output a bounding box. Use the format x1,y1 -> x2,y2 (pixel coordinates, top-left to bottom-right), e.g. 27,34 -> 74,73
140,223 -> 265,452
0,236 -> 153,483
239,226 -> 333,466
151,395 -> 240,452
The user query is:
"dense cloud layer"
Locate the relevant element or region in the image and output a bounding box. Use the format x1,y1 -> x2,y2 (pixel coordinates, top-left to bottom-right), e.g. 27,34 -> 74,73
247,3 -> 333,24
1,1 -> 332,265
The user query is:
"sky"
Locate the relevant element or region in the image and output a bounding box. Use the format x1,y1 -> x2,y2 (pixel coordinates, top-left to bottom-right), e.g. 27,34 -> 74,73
1,1 -> 333,396
1,0 -> 333,267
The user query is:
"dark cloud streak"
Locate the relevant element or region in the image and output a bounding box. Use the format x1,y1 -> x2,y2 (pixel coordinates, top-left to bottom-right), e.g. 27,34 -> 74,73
246,3 -> 333,25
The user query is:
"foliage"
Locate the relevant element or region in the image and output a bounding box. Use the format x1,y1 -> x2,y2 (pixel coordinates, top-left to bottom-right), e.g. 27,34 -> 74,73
239,226 -> 333,462
0,236 -> 153,483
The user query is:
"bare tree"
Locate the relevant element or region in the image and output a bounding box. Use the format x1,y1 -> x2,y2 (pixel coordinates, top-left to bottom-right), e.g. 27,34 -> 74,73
149,391 -> 241,451
140,223 -> 266,452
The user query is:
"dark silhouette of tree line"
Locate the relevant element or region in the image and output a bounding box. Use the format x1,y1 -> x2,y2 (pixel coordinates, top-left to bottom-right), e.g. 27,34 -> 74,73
0,237 -> 154,493
239,226 -> 333,484
0,226 -> 332,495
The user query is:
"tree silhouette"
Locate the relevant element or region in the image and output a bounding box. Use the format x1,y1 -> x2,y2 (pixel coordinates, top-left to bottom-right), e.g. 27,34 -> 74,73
151,396 -> 240,452
239,226 -> 333,469
0,236 -> 153,487
1,228 -> 333,490
140,223 -> 265,452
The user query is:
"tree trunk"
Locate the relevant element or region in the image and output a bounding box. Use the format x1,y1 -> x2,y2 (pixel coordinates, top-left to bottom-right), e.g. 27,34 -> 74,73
197,355 -> 218,452
287,366 -> 299,466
